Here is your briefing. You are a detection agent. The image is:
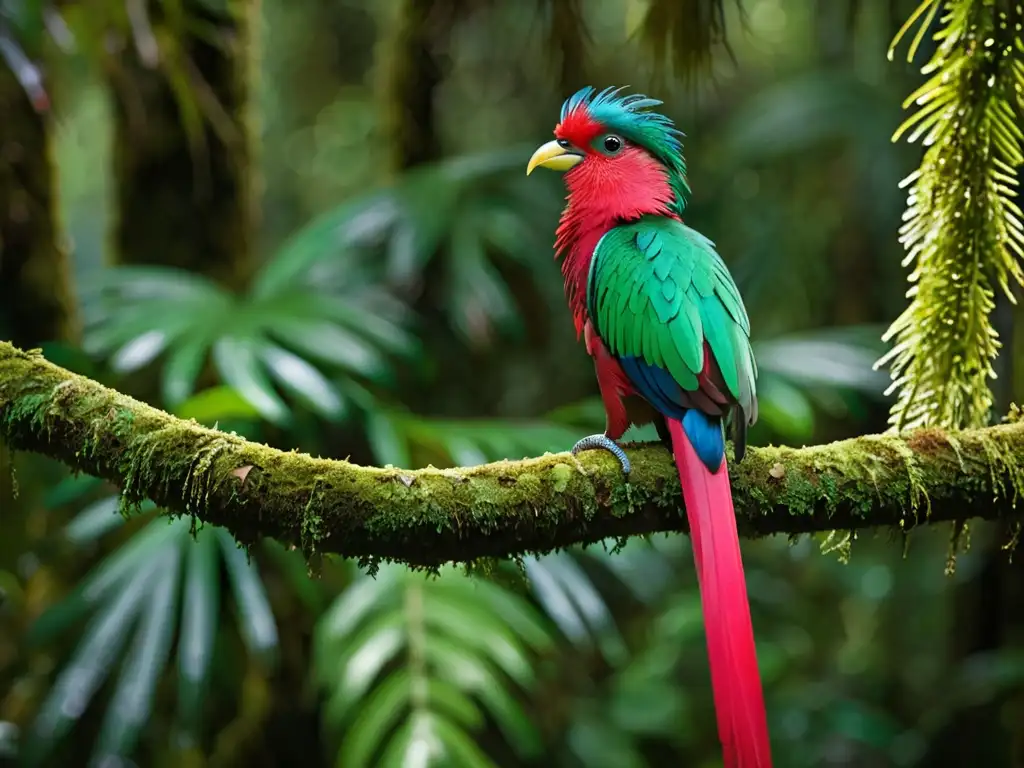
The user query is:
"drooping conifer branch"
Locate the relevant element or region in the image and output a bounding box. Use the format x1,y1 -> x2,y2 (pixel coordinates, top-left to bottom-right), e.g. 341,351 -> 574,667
2,342 -> 1024,567
879,0 -> 1024,430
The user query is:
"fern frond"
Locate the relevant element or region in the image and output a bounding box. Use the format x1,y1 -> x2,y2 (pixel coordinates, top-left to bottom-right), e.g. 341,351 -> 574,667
878,0 -> 1024,430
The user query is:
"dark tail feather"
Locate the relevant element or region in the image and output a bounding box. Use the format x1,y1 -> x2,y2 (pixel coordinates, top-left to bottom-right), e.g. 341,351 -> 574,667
667,417 -> 772,768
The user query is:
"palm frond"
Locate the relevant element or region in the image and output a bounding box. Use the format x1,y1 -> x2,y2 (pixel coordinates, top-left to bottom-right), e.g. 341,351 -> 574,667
80,258 -> 413,424
23,511 -> 279,766
878,0 -> 1024,430
314,565 -> 553,767
269,148 -> 562,350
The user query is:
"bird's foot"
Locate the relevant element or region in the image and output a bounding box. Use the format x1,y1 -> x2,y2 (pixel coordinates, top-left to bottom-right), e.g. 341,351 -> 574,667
571,434 -> 631,476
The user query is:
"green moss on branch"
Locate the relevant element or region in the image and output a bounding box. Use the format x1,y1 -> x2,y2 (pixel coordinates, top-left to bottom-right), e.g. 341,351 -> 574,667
2,340 -> 1023,567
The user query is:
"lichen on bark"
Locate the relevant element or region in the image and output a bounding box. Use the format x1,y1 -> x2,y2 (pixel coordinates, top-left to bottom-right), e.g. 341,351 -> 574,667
2,341 -> 1024,568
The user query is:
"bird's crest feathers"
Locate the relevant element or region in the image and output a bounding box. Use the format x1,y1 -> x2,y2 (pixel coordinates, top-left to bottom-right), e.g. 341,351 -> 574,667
556,86 -> 691,210
557,86 -> 685,165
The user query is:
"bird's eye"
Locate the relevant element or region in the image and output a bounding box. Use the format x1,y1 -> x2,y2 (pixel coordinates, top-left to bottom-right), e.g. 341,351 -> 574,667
603,135 -> 623,153
556,138 -> 572,149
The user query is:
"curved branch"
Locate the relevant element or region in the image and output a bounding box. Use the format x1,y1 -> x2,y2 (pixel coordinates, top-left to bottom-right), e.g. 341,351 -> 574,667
2,341 -> 1023,567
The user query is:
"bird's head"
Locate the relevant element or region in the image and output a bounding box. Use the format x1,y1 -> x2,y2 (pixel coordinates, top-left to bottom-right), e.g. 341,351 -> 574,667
526,86 -> 690,216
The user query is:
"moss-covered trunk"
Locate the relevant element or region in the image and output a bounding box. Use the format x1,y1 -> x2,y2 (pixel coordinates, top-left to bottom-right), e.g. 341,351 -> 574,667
0,69 -> 77,347
103,0 -> 259,289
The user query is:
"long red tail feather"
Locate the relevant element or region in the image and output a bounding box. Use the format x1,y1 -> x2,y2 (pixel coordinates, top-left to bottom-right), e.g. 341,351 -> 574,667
667,418 -> 772,767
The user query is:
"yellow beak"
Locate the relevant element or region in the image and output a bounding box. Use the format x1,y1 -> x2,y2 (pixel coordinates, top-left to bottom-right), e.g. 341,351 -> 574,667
526,140 -> 583,175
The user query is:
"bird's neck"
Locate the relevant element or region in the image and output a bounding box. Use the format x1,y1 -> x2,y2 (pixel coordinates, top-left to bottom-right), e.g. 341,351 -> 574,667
556,149 -> 678,336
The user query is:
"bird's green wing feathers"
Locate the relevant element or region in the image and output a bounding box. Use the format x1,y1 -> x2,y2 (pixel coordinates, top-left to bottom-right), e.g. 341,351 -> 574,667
586,216 -> 757,417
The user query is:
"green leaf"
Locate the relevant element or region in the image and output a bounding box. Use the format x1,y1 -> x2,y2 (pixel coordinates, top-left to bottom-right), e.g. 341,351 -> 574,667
337,669 -> 412,768
177,530 -> 221,742
317,566 -> 547,766
522,556 -> 589,646
365,412 -> 411,467
376,719 -> 420,767
318,564 -> 402,643
109,329 -> 171,373
25,555 -> 159,763
424,588 -> 535,690
260,539 -> 326,615
609,678 -> 686,736
218,529 -> 279,665
754,329 -> 887,393
43,473 -> 104,509
427,679 -> 482,730
83,266 -> 227,302
94,547 -> 182,758
30,519 -> 183,645
539,554 -> 627,665
445,577 -> 553,651
424,635 -> 540,757
259,342 -> 345,420
64,495 -> 126,544
162,336 -> 212,407
322,612 -> 406,726
567,714 -> 646,768
756,376 -> 816,442
432,712 -> 495,768
173,385 -> 262,425
212,337 -> 290,425
269,318 -> 387,379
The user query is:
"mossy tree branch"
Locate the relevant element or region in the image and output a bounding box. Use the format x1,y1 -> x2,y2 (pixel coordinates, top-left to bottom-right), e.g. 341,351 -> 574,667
2,340 -> 1023,568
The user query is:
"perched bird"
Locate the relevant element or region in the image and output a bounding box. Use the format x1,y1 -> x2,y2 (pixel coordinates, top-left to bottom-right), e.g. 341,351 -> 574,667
527,87 -> 772,767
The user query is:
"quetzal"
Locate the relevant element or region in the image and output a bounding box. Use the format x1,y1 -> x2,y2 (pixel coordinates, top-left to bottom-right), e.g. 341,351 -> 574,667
527,87 -> 772,767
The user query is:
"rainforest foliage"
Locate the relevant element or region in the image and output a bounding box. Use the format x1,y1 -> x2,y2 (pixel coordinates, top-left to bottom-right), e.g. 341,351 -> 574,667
1,1 -> 1023,767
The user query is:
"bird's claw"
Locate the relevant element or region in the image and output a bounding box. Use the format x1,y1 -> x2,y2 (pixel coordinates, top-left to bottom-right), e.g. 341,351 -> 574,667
571,434 -> 631,476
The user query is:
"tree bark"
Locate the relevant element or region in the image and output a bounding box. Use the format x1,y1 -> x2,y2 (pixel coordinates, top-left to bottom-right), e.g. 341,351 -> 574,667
377,0 -> 447,173
0,68 -> 77,347
103,0 -> 259,289
2,341 -> 1023,568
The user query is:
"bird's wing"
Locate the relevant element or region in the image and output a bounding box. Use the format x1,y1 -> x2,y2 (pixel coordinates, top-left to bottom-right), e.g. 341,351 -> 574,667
586,215 -> 757,427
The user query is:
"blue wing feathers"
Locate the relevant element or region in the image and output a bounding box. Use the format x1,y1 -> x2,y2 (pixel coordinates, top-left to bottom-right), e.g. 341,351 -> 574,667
619,356 -> 687,420
621,355 -> 727,472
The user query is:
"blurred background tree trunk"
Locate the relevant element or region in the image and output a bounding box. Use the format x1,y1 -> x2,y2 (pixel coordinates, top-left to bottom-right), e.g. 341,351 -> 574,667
377,0 -> 447,173
0,71 -> 77,348
102,0 -> 260,289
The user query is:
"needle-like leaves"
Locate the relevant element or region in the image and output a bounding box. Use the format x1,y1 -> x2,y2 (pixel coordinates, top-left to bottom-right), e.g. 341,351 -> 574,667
879,0 -> 1024,430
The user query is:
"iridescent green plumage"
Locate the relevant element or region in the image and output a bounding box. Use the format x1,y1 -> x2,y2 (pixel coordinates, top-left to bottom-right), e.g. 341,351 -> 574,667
586,215 -> 757,423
